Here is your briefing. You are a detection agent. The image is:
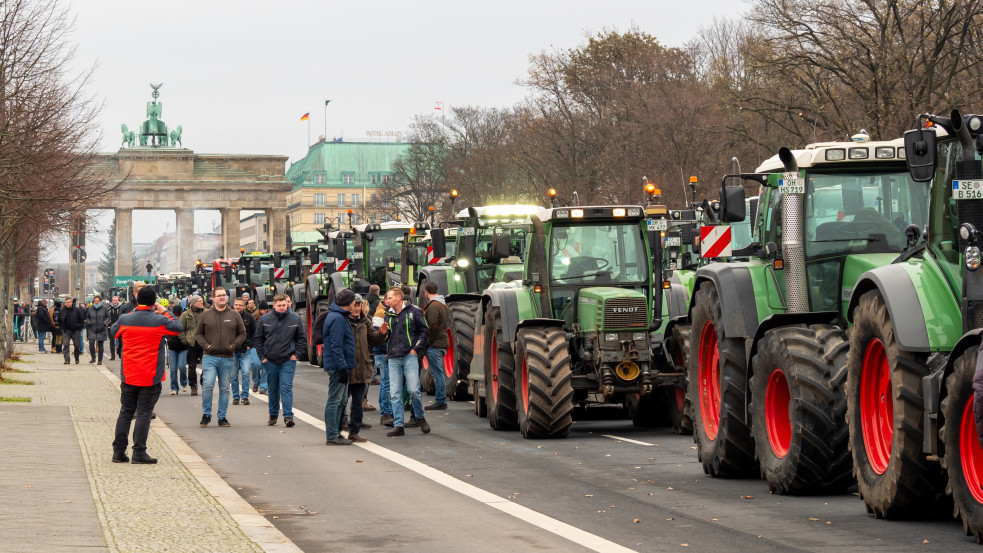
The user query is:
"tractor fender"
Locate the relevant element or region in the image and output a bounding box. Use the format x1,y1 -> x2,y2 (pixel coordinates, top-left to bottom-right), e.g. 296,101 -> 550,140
690,263 -> 758,341
305,274 -> 321,301
665,283 -> 689,321
481,288 -> 524,344
290,284 -> 306,307
447,292 -> 482,305
255,287 -> 270,304
418,265 -> 452,296
847,266 -> 931,352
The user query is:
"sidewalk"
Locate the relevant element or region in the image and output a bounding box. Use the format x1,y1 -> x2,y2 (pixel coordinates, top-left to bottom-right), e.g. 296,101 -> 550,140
0,344 -> 300,553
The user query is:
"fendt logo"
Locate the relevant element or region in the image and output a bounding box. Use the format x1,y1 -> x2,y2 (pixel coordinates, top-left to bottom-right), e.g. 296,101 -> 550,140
613,307 -> 640,313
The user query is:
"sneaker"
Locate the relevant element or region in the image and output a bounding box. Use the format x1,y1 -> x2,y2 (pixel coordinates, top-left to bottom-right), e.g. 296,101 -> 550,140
363,401 -> 377,412
169,390 -> 177,395
424,402 -> 447,411
64,360 -> 69,365
420,418 -> 431,434
241,398 -> 250,405
109,356 -> 115,361
284,417 -> 295,428
386,426 -> 405,437
97,360 -> 103,366
404,417 -> 421,428
199,415 -> 211,427
267,415 -> 277,426
233,398 -> 240,405
252,385 -> 258,392
182,387 -> 188,393
326,436 -> 353,445
89,358 -> 95,364
359,421 -> 373,429
131,451 -> 157,464
381,414 -> 394,427
218,418 -> 230,427
369,377 -> 381,385
191,388 -> 198,396
348,433 -> 367,443
112,451 -> 129,463
259,389 -> 268,395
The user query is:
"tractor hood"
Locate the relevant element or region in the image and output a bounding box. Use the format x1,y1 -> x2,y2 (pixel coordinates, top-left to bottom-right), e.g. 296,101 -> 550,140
577,287 -> 649,332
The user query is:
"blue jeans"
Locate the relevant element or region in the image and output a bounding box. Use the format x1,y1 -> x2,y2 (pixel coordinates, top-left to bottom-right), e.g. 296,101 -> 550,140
324,370 -> 349,439
201,355 -> 235,420
426,347 -> 447,404
375,353 -> 391,416
37,331 -> 47,352
265,360 -> 296,418
168,349 -> 188,392
233,350 -> 254,399
389,354 -> 424,427
247,349 -> 265,391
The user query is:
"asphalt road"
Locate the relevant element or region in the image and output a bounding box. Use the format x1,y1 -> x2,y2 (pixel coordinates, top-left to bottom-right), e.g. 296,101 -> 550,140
135,358 -> 977,553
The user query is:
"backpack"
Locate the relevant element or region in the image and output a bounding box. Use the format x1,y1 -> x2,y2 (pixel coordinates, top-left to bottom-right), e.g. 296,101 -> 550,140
310,310 -> 330,347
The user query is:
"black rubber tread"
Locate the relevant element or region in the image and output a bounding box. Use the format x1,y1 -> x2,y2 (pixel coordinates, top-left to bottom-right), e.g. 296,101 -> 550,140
447,301 -> 478,401
420,362 -> 436,395
748,324 -> 853,495
473,380 -> 487,418
627,392 -> 669,428
688,280 -> 758,478
516,327 -> 574,439
485,307 -> 517,430
305,285 -> 318,364
294,306 -> 309,362
310,299 -> 332,368
666,323 -> 694,435
415,277 -> 429,309
846,289 -> 949,519
941,345 -> 983,541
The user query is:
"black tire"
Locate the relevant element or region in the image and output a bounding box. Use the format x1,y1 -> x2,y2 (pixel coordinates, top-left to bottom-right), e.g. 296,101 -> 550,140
421,361 -> 436,395
515,327 -> 574,438
941,345 -> 983,541
688,280 -> 757,478
447,301 -> 478,401
666,323 -> 693,435
416,276 -> 430,308
749,324 -> 852,495
484,307 -> 517,430
846,289 -> 948,518
294,306 -> 309,362
309,299 -> 332,368
627,392 -> 668,428
305,285 -> 318,363
473,380 -> 487,418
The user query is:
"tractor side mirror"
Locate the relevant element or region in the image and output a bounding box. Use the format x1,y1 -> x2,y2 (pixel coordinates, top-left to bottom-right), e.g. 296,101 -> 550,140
224,266 -> 233,281
334,238 -> 348,261
309,244 -> 319,265
268,268 -> 275,283
719,186 -> 746,223
288,263 -> 299,280
493,233 -> 512,258
352,246 -> 365,274
431,228 -> 447,258
904,127 -> 937,182
273,251 -> 282,268
406,247 -> 421,266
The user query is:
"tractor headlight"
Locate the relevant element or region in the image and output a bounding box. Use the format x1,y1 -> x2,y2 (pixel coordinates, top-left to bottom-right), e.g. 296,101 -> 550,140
605,333 -> 618,342
967,246 -> 982,271
632,332 -> 647,341
455,258 -> 469,269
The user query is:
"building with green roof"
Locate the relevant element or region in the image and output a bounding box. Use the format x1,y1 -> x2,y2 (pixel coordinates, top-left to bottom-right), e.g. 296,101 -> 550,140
286,139 -> 410,232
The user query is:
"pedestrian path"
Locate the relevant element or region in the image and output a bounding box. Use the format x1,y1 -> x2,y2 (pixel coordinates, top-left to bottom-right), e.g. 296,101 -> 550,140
0,345 -> 300,553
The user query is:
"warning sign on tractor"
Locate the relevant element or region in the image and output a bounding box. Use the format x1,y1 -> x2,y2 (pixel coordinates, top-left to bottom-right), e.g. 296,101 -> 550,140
700,226 -> 732,258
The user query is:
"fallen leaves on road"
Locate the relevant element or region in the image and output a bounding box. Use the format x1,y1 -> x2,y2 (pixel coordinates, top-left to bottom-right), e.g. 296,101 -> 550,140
585,494 -> 594,497
355,460 -> 363,463
740,495 -> 754,500
633,518 -> 640,523
808,518 -> 820,522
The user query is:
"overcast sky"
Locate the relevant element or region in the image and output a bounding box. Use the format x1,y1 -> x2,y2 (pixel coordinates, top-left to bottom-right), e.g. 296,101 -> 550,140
44,0 -> 746,267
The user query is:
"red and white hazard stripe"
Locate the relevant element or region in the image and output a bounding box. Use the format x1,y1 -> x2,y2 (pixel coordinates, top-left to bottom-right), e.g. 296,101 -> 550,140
426,246 -> 441,264
700,226 -> 732,258
311,262 -> 324,274
337,258 -> 350,271
273,268 -> 285,279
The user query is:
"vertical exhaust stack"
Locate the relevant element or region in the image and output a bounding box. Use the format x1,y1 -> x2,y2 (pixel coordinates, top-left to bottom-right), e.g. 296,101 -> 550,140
778,147 -> 809,313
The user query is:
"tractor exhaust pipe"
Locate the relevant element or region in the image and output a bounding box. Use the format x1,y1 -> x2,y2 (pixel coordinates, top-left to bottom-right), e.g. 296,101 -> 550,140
951,109 -> 977,164
778,147 -> 809,313
530,215 -> 552,318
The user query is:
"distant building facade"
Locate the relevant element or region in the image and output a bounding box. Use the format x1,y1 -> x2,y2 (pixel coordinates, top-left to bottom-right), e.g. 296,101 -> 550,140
240,213 -> 268,252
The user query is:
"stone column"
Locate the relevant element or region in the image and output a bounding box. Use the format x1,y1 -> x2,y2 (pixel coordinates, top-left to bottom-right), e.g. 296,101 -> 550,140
176,207 -> 195,271
222,207 -> 241,258
115,208 -> 132,278
267,209 -> 287,253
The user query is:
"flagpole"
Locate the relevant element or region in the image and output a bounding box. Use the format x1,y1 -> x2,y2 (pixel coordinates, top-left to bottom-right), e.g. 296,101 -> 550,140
307,118 -> 311,147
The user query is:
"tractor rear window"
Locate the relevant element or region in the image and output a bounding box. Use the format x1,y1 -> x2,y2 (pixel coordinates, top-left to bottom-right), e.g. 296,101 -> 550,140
549,223 -> 646,284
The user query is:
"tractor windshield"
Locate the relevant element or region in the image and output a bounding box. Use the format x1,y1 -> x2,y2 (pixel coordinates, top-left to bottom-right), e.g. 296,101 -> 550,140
549,222 -> 647,284
476,225 -> 528,265
367,229 -> 405,268
804,170 -> 929,257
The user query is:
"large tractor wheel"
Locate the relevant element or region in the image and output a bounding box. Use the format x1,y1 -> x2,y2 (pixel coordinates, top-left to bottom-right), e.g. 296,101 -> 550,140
308,294 -> 333,368
627,392 -> 668,428
305,285 -> 318,364
420,362 -> 436,395
846,290 -> 948,518
484,307 -> 517,430
688,281 -> 758,478
666,324 -> 694,435
294,304 -> 309,362
515,326 -> 574,439
749,324 -> 852,494
941,345 -> 983,541
447,301 -> 478,401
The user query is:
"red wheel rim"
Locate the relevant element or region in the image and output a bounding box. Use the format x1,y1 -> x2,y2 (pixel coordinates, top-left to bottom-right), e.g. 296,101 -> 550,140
765,368 -> 791,458
960,396 -> 983,503
522,356 -> 530,413
698,321 -> 721,440
444,329 -> 454,379
860,338 -> 893,475
490,332 -> 499,403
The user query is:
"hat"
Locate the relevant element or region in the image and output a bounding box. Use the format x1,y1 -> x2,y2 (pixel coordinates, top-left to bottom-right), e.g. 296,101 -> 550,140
353,294 -> 364,303
258,300 -> 269,310
188,295 -> 202,308
335,289 -> 356,307
137,287 -> 157,307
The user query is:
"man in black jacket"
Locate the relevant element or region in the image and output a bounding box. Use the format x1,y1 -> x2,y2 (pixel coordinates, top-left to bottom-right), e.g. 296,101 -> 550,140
35,299 -> 53,353
60,298 -> 86,364
107,295 -> 123,360
254,294 -> 307,427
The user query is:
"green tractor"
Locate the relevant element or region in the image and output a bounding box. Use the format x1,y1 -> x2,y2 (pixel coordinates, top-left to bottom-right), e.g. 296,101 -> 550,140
468,205 -> 676,438
679,134 -> 930,494
844,110 -> 983,537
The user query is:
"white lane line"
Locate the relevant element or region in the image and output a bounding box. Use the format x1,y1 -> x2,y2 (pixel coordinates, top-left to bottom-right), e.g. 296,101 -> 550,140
602,435 -> 655,447
252,390 -> 637,553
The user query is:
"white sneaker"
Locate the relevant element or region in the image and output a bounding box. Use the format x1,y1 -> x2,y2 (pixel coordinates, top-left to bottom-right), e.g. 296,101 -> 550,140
182,387 -> 188,393
169,390 -> 177,395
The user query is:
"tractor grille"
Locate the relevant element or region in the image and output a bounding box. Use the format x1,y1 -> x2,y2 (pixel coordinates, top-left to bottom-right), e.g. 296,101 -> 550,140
603,297 -> 647,329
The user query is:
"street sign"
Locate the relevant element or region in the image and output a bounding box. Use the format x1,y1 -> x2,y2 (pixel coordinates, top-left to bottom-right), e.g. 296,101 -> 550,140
114,275 -> 155,286
700,226 -> 733,258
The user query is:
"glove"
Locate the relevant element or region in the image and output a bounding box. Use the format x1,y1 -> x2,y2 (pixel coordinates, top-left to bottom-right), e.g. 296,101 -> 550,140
338,369 -> 350,384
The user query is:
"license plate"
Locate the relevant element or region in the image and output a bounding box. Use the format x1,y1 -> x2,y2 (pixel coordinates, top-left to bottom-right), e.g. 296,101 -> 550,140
647,219 -> 668,231
665,237 -> 681,247
779,172 -> 805,195
459,227 -> 475,236
953,180 -> 983,200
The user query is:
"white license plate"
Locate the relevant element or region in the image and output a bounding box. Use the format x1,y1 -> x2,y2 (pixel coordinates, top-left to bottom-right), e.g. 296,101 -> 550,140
665,237 -> 681,247
647,219 -> 668,231
953,180 -> 983,200
779,172 -> 804,195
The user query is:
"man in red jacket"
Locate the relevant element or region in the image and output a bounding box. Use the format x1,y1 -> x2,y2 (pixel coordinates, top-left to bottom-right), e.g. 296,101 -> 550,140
110,287 -> 183,464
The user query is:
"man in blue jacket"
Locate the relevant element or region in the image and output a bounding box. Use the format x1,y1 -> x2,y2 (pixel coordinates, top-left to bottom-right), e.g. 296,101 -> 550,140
254,294 -> 306,428
322,288 -> 357,445
378,286 -> 430,436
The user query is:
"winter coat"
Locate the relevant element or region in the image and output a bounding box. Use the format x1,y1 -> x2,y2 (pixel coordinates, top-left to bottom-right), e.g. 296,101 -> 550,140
424,295 -> 450,349
85,303 -> 110,341
383,302 -> 428,358
60,305 -> 85,332
321,303 -> 355,372
235,310 -> 257,354
371,302 -> 388,356
51,304 -> 61,330
35,306 -> 54,333
110,306 -> 182,387
366,293 -> 381,320
254,310 -> 305,364
108,303 -> 122,326
351,312 -> 387,384
179,308 -> 201,347
195,306 -> 246,358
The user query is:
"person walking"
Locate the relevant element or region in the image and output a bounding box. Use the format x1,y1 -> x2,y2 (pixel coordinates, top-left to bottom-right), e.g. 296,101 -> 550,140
255,294 -> 306,428
107,295 -> 122,361
321,289 -> 357,444
255,300 -> 269,322
51,299 -> 63,353
195,288 -> 245,428
166,308 -> 189,396
35,299 -> 53,353
180,295 -> 205,396
378,287 -> 430,436
146,261 -> 154,277
422,282 -> 450,411
372,301 -> 392,426
347,295 -> 386,442
231,297 -> 256,406
110,287 -> 182,464
60,298 -> 85,365
85,295 -> 110,365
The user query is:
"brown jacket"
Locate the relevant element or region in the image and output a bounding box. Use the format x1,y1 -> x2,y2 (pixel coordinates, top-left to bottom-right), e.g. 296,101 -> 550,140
195,306 -> 246,358
424,297 -> 450,349
351,312 -> 386,384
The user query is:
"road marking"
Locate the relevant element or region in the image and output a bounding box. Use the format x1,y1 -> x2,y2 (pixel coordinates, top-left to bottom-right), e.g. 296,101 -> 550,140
602,435 -> 655,446
250,390 -> 637,552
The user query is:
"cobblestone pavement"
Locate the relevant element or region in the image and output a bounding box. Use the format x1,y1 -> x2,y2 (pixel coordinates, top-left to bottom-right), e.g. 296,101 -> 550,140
0,344 -> 299,553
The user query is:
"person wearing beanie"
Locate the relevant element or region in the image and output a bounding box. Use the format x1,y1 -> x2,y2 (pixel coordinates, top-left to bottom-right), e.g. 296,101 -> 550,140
255,293 -> 307,429
320,288 -> 357,444
254,299 -> 269,322
109,286 -> 183,464
180,295 -> 205,395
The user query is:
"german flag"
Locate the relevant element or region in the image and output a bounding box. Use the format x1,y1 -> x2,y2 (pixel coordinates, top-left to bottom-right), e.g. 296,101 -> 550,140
300,112 -> 310,122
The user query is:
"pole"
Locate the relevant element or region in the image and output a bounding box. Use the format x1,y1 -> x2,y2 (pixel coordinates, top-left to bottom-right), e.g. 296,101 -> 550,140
307,118 -> 311,147
324,99 -> 331,141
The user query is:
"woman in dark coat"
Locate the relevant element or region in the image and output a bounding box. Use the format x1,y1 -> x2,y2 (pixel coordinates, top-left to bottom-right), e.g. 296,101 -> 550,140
85,295 -> 110,364
35,300 -> 54,353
